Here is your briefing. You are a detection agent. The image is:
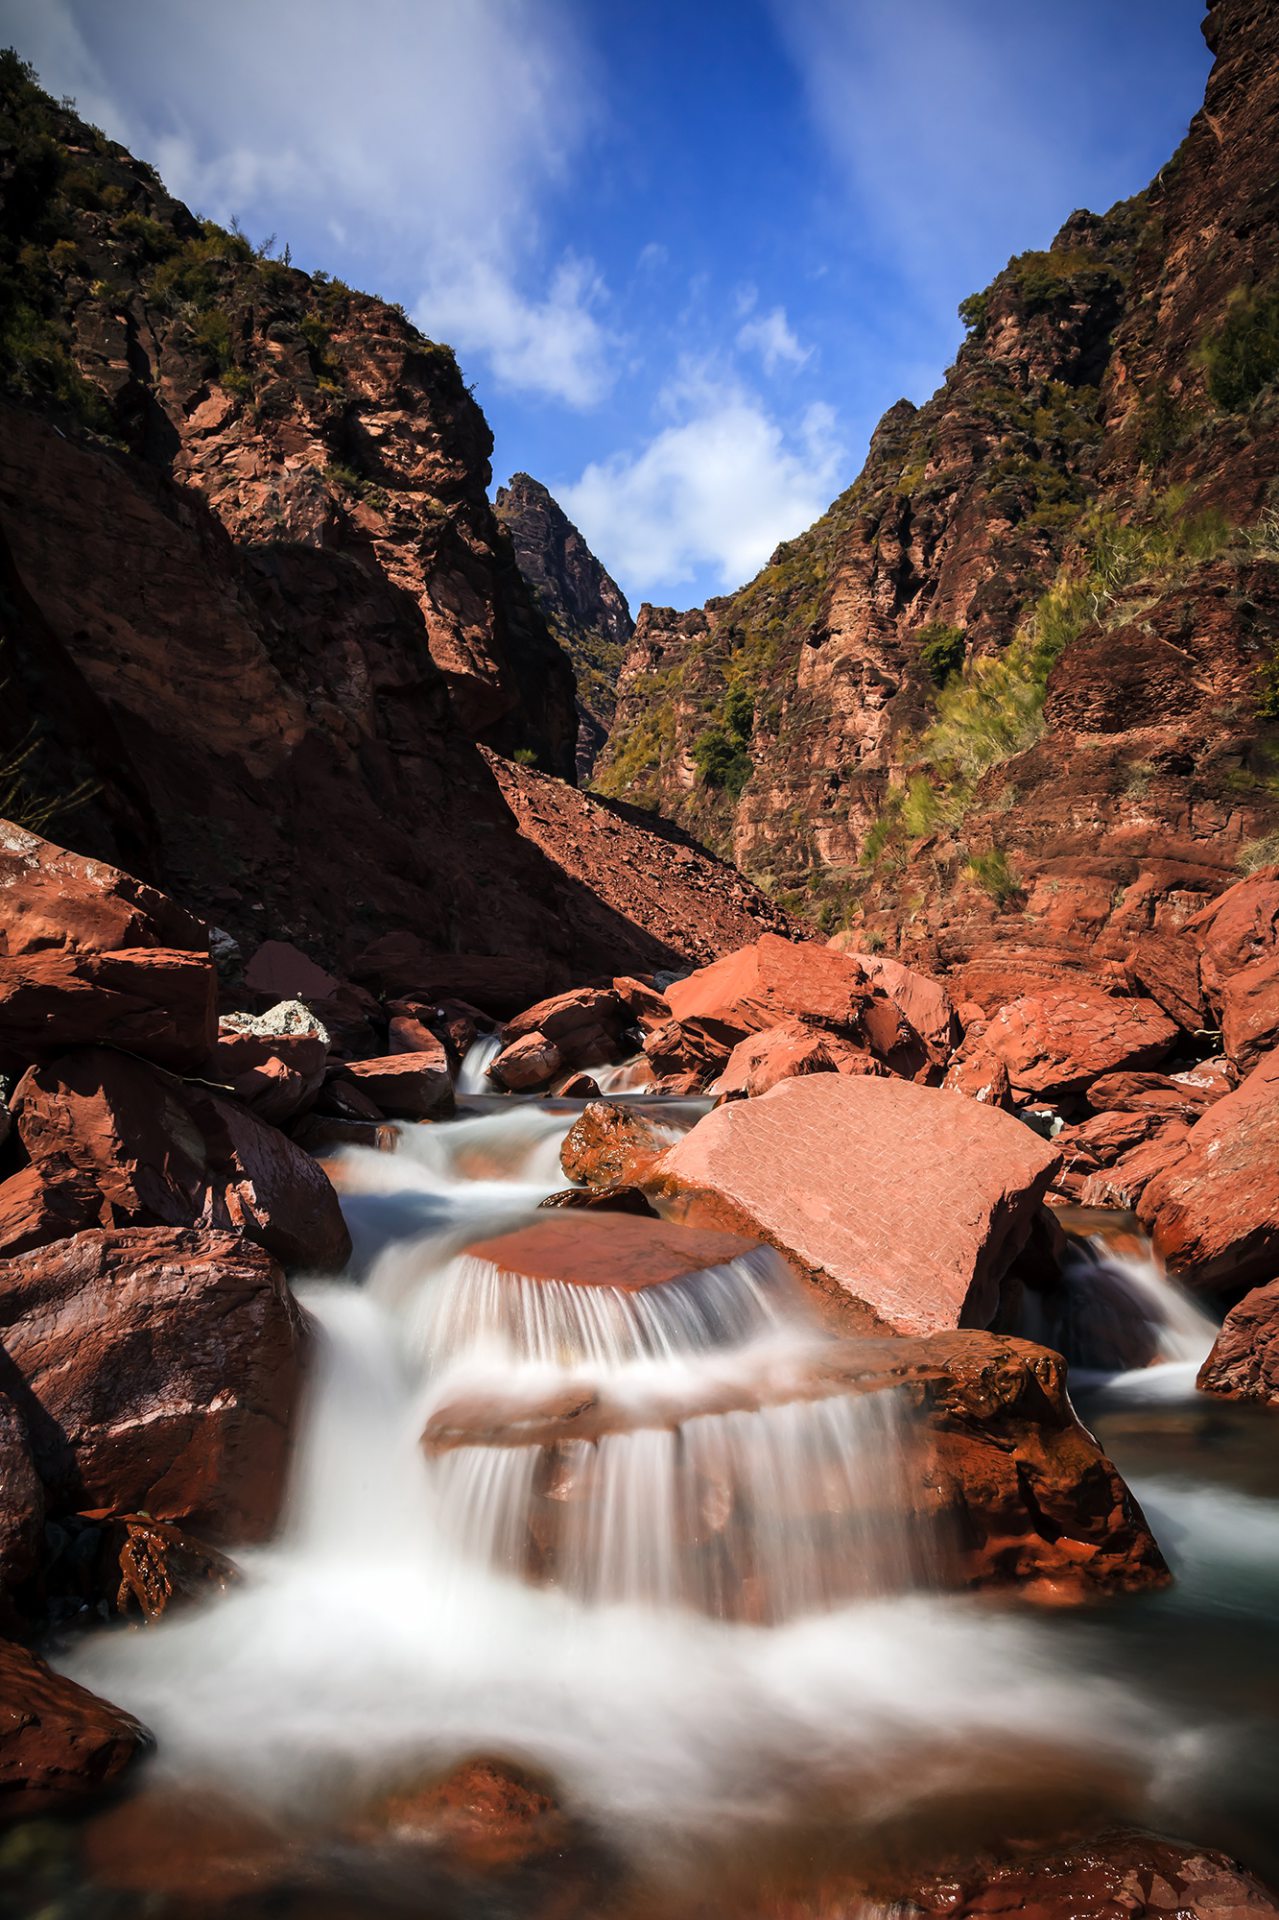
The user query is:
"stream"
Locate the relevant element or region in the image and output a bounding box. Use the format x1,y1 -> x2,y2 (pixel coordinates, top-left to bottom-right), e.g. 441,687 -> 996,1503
20,1076 -> 1279,1911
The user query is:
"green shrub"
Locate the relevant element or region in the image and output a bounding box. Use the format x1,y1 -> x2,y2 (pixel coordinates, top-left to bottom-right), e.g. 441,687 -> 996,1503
1201,284 -> 1279,413
117,211 -> 179,261
917,622 -> 967,687
1007,247 -> 1120,312
966,847 -> 1022,905
958,290 -> 990,336
512,746 -> 538,767
692,726 -> 752,797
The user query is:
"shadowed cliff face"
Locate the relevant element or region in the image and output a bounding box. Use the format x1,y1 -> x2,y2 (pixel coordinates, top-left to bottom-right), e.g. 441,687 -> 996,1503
0,56 -> 789,979
597,0 -> 1279,1001
495,473 -> 634,783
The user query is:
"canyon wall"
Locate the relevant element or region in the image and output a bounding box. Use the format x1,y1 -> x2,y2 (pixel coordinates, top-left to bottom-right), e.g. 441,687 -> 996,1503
597,0 -> 1279,1002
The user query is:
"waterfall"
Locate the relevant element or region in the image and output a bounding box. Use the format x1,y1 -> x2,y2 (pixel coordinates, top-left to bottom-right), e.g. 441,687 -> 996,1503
1022,1235 -> 1218,1392
456,1031 -> 503,1094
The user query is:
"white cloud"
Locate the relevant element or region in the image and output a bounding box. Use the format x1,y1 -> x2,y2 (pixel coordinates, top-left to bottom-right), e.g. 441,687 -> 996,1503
417,255 -> 617,409
6,0 -> 617,405
562,368 -> 845,603
736,305 -> 810,375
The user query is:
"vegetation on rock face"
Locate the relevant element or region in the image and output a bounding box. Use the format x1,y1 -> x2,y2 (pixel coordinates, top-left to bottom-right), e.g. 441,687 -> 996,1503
1200,282 -> 1279,413
917,623 -> 967,687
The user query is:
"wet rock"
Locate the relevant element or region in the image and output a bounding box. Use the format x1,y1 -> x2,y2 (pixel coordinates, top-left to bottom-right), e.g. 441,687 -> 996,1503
0,1227 -> 308,1541
0,946 -> 217,1075
560,1100 -> 672,1189
464,1212 -> 760,1292
343,1046 -> 453,1119
0,1639 -> 150,1820
550,1070 -> 602,1098
12,1047 -> 351,1272
502,986 -> 626,1071
315,1072 -> 385,1123
362,1754 -> 578,1870
0,819 -> 205,958
955,987 -> 1179,1103
77,1514 -> 239,1623
0,1392 -> 42,1623
490,1031 -> 563,1092
1198,1278 -> 1279,1407
1139,1046 -> 1279,1291
894,1828 -> 1279,1919
425,1329 -> 1167,1604
539,1185 -> 659,1218
717,1019 -> 886,1098
653,1075 -> 1060,1335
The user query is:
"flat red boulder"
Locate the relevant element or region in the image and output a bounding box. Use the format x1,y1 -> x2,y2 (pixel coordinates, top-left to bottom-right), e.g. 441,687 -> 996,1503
654,1074 -> 1060,1335
0,820 -> 204,957
0,946 -> 216,1073
0,1227 -> 307,1542
964,986 -> 1178,1101
12,1048 -> 351,1272
464,1212 -> 760,1292
0,1640 -> 150,1821
665,933 -> 868,1040
1198,1279 -> 1279,1407
1139,1047 -> 1279,1290
343,1047 -> 453,1118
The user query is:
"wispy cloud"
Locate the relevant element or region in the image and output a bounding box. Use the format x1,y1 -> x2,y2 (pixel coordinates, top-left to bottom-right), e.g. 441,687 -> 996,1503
736,305 -> 810,375
562,363 -> 845,604
8,0 -> 618,406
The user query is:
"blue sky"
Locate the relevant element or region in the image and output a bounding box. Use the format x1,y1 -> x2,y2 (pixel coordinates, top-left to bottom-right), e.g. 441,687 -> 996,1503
6,0 -> 1212,610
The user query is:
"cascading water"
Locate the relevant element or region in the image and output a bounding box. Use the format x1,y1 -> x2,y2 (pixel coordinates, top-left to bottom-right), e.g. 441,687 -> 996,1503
52,1097 -> 1278,1895
456,1031 -> 503,1095
1023,1234 -> 1219,1398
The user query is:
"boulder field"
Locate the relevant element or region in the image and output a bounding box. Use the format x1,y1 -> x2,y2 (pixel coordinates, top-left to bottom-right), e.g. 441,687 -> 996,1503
0,810 -> 1276,1823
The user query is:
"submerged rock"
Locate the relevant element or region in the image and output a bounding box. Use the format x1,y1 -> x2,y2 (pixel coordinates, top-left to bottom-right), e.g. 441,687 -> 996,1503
653,1074 -> 1060,1335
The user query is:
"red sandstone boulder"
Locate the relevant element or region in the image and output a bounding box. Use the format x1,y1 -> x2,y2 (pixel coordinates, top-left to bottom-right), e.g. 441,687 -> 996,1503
489,1030 -> 562,1091
653,1075 -> 1060,1335
642,1014 -> 735,1089
611,974 -> 670,1033
836,947 -> 960,1076
1086,1066 -> 1231,1116
0,1392 -> 42,1622
502,986 -> 626,1070
0,1227 -> 307,1541
361,1755 -> 579,1869
942,1049 -> 1014,1109
0,1640 -> 150,1820
0,1161 -> 112,1257
666,934 -> 868,1041
560,1100 -> 673,1189
1187,868 -> 1279,1010
12,1047 -> 351,1272
0,946 -> 217,1074
343,1046 -> 453,1119
1077,1121 -> 1194,1212
1198,1279 -> 1279,1407
1139,1048 -> 1279,1290
0,820 -> 204,958
1124,928 -> 1206,1033
717,1019 -> 887,1097
1052,1109 -> 1183,1205
960,987 -> 1178,1102
83,1515 -> 240,1624
1221,953 -> 1279,1075
386,1012 -> 438,1054
211,1007 -> 329,1125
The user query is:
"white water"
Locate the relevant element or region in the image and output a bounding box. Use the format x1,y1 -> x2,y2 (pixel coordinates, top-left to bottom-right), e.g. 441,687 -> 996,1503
1024,1238 -> 1218,1392
456,1031 -> 502,1095
56,1102 -> 1223,1869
